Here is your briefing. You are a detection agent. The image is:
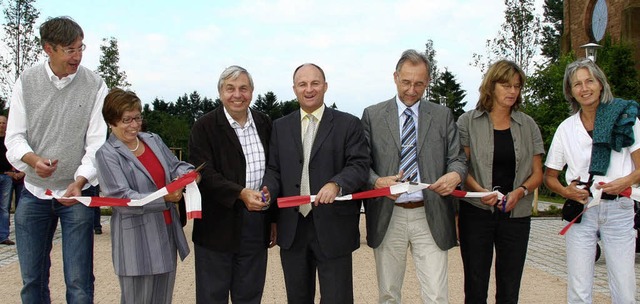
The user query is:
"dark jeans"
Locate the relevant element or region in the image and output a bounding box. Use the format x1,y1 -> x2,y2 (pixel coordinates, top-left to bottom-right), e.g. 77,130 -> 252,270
15,186 -> 98,304
458,201 -> 531,304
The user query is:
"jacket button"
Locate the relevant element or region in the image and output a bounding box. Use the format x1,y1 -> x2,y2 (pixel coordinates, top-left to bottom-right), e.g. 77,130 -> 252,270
299,159 -> 303,164
295,184 -> 300,188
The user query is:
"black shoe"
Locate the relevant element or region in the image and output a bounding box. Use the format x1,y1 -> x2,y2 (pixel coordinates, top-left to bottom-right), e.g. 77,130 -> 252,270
94,227 -> 102,235
0,239 -> 15,245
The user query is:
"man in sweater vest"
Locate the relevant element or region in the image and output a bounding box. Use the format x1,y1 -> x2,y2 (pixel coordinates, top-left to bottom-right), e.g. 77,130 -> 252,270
5,17 -> 108,304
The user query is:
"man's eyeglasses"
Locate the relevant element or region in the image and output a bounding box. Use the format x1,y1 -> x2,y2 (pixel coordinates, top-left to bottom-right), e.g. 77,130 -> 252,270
59,44 -> 86,56
121,115 -> 143,125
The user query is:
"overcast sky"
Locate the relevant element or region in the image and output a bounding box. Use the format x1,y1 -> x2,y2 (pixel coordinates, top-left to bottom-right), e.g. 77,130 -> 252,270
34,0 -> 544,116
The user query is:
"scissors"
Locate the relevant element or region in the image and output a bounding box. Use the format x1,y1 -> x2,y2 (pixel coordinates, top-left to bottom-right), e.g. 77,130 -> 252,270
194,162 -> 207,172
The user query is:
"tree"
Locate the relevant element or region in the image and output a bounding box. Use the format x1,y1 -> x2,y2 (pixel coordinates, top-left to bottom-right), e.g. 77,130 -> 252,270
471,0 -> 541,75
539,0 -> 563,63
424,39 -> 440,100
427,69 -> 467,120
597,36 -> 640,101
0,0 -> 41,106
525,53 -> 576,151
252,91 -> 282,120
280,99 -> 300,117
96,37 -> 130,89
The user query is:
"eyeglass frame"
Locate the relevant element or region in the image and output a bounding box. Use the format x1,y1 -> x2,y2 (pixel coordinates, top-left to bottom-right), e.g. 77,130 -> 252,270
121,115 -> 143,125
57,43 -> 86,56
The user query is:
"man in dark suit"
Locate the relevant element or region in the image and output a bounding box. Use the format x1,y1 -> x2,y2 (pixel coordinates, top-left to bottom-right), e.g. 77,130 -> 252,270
361,49 -> 467,303
189,66 -> 276,304
263,63 -> 369,303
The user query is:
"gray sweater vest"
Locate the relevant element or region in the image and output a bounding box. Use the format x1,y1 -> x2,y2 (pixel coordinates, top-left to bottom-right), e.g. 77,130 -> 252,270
21,63 -> 104,190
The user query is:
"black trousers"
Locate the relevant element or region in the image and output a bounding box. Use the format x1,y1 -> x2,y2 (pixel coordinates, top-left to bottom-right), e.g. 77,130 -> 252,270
194,210 -> 268,304
280,213 -> 354,304
458,201 -> 531,304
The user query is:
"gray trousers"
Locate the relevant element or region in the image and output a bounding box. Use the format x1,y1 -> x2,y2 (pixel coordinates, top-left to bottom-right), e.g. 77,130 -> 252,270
119,270 -> 176,304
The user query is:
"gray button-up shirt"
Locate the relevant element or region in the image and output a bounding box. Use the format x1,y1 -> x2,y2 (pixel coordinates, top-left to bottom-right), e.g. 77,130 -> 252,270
457,109 -> 545,217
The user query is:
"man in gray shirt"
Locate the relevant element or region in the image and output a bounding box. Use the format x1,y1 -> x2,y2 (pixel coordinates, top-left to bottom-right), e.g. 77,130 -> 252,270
5,16 -> 107,303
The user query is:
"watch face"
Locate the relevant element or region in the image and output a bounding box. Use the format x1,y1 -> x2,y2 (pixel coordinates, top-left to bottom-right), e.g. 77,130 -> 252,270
591,0 -> 608,42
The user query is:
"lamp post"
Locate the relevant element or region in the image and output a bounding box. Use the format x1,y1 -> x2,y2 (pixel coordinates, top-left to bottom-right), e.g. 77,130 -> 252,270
580,42 -> 602,62
439,95 -> 446,106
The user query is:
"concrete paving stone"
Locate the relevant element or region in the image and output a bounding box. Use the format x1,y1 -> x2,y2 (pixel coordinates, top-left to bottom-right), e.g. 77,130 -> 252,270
0,212 -> 638,303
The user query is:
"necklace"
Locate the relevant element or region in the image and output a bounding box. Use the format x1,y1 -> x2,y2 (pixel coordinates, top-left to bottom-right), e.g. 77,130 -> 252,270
129,137 -> 140,152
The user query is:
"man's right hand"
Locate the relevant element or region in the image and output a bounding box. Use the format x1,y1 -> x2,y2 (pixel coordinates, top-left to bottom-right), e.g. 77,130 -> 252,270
374,171 -> 404,200
240,188 -> 269,211
34,157 -> 58,178
22,152 -> 58,178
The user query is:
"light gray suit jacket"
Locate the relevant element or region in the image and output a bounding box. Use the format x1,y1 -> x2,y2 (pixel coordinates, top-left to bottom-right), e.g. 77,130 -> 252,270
361,98 -> 466,251
95,132 -> 192,276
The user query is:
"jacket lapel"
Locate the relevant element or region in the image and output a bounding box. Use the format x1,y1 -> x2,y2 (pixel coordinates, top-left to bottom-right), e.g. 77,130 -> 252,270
417,100 -> 432,156
108,133 -> 155,186
216,108 -> 244,156
384,99 -> 401,152
310,107 -> 333,160
288,111 -> 304,159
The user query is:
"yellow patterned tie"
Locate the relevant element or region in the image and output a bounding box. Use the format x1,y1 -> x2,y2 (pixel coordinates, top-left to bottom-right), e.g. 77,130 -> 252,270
299,114 -> 317,217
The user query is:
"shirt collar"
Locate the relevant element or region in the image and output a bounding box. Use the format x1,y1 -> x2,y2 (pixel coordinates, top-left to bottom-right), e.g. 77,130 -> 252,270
395,96 -> 420,118
45,61 -> 77,83
470,109 -> 525,126
300,104 -> 325,122
224,107 -> 254,129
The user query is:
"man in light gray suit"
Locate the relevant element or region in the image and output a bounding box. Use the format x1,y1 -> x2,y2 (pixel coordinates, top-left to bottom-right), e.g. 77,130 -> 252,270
361,49 -> 466,304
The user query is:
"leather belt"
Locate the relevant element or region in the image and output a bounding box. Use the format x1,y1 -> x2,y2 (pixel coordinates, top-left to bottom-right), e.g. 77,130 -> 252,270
394,201 -> 424,209
600,193 -> 619,200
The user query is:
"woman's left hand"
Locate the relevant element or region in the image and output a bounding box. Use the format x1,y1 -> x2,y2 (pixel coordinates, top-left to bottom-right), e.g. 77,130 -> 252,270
498,191 -> 521,213
596,177 -> 630,196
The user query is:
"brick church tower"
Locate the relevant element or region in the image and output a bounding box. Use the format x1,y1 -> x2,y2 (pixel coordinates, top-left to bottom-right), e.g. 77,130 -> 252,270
562,0 -> 640,71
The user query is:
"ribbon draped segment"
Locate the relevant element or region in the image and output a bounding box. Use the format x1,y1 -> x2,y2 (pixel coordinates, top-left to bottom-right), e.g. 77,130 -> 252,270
44,171 -> 202,219
276,182 -> 505,208
559,183 -> 640,235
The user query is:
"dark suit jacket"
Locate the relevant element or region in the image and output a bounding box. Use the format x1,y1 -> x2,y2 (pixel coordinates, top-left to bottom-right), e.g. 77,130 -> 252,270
189,107 -> 273,252
263,107 -> 370,258
95,132 -> 192,276
361,98 -> 467,251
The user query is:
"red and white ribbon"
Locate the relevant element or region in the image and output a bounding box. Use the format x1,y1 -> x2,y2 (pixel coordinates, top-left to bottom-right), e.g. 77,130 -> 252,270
277,182 -> 505,208
559,183 -> 640,235
45,171 -> 202,219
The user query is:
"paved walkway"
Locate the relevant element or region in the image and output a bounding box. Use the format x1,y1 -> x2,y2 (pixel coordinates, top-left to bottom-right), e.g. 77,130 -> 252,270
0,204 -> 638,303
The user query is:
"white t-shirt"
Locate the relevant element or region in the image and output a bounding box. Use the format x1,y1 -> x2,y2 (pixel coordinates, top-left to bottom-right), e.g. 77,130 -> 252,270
545,111 -> 640,188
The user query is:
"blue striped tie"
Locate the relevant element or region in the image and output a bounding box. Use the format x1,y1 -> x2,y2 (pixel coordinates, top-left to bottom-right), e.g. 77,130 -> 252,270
399,108 -> 418,182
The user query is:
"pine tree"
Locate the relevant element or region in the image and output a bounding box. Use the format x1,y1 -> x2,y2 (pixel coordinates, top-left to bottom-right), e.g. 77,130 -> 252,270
252,91 -> 282,120
428,69 -> 467,120
540,0 -> 563,63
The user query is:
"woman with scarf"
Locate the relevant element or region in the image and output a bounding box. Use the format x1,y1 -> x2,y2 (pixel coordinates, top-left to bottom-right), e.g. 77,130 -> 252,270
544,59 -> 639,303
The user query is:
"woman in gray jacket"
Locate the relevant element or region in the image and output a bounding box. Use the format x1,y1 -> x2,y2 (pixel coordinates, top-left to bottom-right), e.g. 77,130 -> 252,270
95,88 -> 194,304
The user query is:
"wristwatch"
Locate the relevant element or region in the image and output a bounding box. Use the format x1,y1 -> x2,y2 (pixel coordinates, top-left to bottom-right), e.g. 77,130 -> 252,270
519,185 -> 529,196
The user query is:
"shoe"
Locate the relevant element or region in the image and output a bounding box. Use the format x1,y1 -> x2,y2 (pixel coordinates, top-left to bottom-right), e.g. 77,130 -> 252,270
94,227 -> 102,235
0,239 -> 15,245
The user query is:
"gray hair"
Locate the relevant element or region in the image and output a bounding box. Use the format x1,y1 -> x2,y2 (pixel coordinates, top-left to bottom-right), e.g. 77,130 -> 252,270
395,49 -> 431,78
563,58 -> 614,114
217,65 -> 254,92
